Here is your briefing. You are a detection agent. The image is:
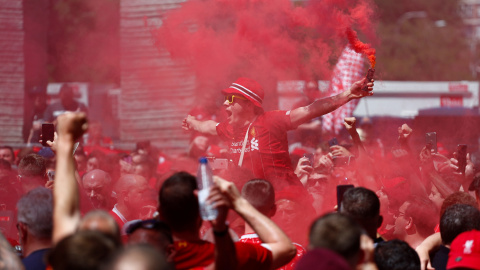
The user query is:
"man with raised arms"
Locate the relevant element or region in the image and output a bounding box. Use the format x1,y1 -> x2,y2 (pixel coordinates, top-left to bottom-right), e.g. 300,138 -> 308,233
183,77 -> 374,190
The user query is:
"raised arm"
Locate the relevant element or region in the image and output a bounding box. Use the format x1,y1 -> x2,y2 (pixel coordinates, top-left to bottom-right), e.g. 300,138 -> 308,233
214,176 -> 296,269
0,231 -> 24,270
53,112 -> 88,244
416,232 -> 441,270
289,78 -> 373,127
182,115 -> 218,136
207,186 -> 238,270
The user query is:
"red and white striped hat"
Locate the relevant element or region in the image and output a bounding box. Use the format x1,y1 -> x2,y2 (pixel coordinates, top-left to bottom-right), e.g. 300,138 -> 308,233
222,77 -> 264,108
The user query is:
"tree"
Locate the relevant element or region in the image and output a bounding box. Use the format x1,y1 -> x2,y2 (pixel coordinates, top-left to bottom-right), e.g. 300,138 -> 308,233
373,0 -> 474,80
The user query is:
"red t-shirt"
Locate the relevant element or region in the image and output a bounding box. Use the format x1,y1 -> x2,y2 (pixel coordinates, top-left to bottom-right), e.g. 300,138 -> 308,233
239,233 -> 306,270
216,111 -> 301,190
173,240 -> 272,270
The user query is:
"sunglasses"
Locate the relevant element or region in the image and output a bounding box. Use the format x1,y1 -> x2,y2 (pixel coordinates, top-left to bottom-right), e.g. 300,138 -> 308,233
125,219 -> 170,235
225,95 -> 247,104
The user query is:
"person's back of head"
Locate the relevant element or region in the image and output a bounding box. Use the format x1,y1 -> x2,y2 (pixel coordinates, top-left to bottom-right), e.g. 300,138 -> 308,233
126,219 -> 174,257
18,154 -> 46,178
241,179 -> 275,216
440,204 -> 480,245
440,192 -> 477,218
159,171 -> 199,233
374,239 -> 420,270
106,244 -> 174,270
340,187 -> 381,240
132,153 -> 156,180
309,212 -> 362,268
79,210 -> 121,246
405,196 -> 438,238
47,230 -> 117,270
16,187 -> 53,240
295,248 -> 351,270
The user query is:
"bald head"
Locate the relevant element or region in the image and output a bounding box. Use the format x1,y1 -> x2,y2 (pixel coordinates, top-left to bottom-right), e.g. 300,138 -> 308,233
115,174 -> 148,194
84,169 -> 111,183
82,169 -> 112,209
107,245 -> 173,270
79,210 -> 121,246
115,174 -> 151,219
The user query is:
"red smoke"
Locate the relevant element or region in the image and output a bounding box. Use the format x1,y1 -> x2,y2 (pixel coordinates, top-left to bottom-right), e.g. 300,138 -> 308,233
151,0 -> 378,104
148,0 -> 378,247
346,28 -> 376,68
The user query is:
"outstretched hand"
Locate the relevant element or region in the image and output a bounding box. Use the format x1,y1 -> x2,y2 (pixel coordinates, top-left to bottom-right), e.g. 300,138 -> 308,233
213,176 -> 242,209
398,124 -> 413,142
182,115 -> 195,131
343,117 -> 356,131
348,78 -> 374,100
39,131 -> 58,152
330,145 -> 352,158
206,185 -> 230,232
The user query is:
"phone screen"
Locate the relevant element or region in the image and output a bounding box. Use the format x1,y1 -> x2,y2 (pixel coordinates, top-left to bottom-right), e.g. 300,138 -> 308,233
328,138 -> 339,147
425,132 -> 437,153
42,123 -> 55,147
457,144 -> 467,174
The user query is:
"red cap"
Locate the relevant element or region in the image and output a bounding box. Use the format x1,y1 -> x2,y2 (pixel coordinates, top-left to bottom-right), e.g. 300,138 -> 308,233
447,230 -> 480,270
222,77 -> 264,108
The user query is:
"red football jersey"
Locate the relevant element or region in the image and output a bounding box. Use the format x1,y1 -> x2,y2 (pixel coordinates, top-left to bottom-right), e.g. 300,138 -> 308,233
239,233 -> 306,270
173,240 -> 272,270
216,110 -> 301,190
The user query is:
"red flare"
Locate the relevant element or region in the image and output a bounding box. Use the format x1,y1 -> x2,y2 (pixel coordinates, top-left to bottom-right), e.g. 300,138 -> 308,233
346,28 -> 376,68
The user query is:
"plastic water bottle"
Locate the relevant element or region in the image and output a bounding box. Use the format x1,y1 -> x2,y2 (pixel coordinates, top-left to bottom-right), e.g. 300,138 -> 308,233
196,157 -> 218,220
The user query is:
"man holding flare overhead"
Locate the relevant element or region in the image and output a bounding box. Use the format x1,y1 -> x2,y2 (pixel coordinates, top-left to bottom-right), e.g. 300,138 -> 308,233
182,73 -> 374,190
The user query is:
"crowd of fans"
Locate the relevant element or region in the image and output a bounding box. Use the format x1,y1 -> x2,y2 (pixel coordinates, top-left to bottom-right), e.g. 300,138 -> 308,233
2,77 -> 480,270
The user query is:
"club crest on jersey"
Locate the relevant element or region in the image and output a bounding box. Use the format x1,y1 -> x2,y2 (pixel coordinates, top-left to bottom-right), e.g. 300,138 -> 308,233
250,127 -> 257,137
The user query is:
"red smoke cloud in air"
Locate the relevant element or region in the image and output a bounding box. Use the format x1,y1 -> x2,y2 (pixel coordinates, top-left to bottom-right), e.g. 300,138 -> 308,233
151,0 -> 378,103
346,28 -> 376,68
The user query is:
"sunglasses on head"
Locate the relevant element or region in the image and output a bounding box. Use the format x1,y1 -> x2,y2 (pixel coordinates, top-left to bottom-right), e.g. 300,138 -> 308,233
225,95 -> 247,104
126,219 -> 168,234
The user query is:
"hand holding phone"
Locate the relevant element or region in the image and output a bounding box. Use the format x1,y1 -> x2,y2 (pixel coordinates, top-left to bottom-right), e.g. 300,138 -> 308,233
296,156 -> 313,176
42,123 -> 55,147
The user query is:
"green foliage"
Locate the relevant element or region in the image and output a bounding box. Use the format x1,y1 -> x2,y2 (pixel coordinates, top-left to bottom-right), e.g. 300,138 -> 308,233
373,0 -> 474,80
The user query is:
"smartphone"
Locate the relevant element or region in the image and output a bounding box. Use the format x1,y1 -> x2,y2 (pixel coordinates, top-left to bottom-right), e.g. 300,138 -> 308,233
42,123 -> 55,147
328,138 -> 339,147
457,144 -> 467,174
303,153 -> 314,165
47,171 -> 55,181
425,132 -> 437,153
208,158 -> 228,170
337,184 -> 354,211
